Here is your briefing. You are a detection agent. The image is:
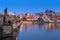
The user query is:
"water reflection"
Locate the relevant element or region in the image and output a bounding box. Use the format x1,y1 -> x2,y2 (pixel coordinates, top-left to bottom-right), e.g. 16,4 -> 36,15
19,22 -> 60,32
46,23 -> 60,32
21,22 -> 34,31
17,22 -> 60,40
38,22 -> 44,28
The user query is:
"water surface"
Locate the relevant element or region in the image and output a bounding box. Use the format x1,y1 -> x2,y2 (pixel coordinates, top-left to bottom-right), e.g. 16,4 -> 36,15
17,22 -> 60,40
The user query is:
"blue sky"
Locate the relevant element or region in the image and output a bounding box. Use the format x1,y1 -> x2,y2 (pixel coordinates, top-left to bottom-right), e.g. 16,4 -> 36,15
0,0 -> 60,14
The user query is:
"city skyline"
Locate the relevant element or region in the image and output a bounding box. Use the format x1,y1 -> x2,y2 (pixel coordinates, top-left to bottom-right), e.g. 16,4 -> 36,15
0,0 -> 60,14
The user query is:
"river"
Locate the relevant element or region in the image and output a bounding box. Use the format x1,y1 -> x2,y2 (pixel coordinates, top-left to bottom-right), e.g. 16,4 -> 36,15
17,22 -> 60,40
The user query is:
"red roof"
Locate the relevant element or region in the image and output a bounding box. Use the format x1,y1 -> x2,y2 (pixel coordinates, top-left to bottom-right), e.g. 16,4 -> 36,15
26,15 -> 34,19
57,16 -> 60,20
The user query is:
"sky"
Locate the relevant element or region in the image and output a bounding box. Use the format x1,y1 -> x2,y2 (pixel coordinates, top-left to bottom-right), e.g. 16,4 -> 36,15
0,0 -> 60,14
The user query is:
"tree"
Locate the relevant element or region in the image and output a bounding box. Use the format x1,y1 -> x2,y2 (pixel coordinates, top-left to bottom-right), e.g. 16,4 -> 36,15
22,16 -> 26,21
